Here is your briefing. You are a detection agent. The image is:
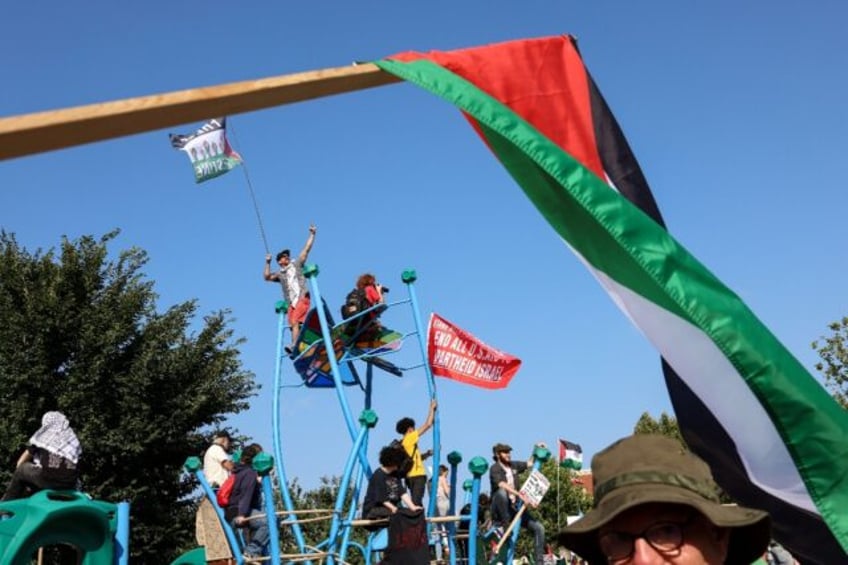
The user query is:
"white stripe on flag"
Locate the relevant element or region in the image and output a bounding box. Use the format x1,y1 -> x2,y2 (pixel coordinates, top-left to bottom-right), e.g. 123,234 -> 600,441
584,260 -> 815,512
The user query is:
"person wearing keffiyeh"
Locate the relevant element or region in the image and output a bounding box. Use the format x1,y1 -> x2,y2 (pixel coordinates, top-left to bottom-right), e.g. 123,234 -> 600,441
2,411 -> 81,500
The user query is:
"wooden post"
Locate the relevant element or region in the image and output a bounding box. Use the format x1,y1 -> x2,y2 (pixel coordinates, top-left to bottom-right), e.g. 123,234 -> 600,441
492,505 -> 526,556
0,63 -> 400,161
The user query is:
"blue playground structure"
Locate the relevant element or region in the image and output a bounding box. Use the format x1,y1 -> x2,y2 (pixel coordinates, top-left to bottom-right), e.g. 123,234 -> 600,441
0,266 -> 550,564
175,265 -> 548,565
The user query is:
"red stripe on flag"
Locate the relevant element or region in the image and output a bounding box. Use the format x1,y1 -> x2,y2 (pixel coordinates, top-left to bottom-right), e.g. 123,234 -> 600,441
389,35 -> 605,181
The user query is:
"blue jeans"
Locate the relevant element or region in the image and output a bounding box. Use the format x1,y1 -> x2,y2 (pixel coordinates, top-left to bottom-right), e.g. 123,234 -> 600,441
237,509 -> 269,557
520,513 -> 545,565
491,489 -> 545,564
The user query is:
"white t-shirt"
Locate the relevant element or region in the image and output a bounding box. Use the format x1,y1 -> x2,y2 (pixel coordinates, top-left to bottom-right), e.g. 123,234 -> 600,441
203,443 -> 230,487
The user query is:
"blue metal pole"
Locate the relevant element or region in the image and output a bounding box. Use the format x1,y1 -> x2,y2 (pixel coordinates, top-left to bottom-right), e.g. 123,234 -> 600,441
505,447 -> 551,564
468,477 -> 482,565
261,473 -> 282,565
270,300 -> 308,556
446,452 -> 462,565
305,266 -> 358,442
327,410 -> 375,565
402,269 -> 440,520
305,266 -> 371,475
338,463 -> 366,562
466,457 -> 489,565
365,361 -> 374,411
192,468 -> 244,565
462,479 -> 473,506
115,501 -> 130,565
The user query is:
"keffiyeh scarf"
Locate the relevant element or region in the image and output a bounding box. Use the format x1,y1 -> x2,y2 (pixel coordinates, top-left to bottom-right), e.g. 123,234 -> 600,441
29,411 -> 82,464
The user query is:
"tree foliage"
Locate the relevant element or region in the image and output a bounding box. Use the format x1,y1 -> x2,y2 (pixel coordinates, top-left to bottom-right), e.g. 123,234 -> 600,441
0,231 -> 257,562
512,456 -> 593,559
633,411 -> 683,446
284,475 -> 368,561
812,317 -> 848,409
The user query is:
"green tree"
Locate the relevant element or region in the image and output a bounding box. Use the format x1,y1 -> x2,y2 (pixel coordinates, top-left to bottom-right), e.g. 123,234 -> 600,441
812,317 -> 848,409
282,475 -> 367,563
633,411 -> 683,445
513,456 -> 592,559
0,231 -> 257,562
632,411 -> 739,505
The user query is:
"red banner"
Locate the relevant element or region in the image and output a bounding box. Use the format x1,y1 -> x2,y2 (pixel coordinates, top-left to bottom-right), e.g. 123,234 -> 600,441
427,313 -> 521,389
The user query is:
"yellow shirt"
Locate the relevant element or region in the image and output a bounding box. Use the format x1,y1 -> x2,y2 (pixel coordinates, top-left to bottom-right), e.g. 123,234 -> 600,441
401,430 -> 425,477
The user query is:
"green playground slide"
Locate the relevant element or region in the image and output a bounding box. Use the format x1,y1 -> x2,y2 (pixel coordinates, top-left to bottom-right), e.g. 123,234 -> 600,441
0,490 -> 117,565
170,546 -> 206,564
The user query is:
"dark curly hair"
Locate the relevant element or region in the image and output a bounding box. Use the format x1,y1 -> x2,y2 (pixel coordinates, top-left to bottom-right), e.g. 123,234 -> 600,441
395,417 -> 415,434
379,445 -> 407,468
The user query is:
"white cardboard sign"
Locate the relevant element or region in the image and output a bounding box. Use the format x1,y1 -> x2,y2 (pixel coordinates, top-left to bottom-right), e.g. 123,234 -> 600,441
519,469 -> 550,506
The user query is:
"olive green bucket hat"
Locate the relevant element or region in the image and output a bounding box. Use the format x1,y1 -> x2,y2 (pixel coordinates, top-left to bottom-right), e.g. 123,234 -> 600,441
557,435 -> 770,565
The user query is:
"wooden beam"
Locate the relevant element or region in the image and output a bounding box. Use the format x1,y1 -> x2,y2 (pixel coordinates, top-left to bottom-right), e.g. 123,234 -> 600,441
0,63 -> 400,161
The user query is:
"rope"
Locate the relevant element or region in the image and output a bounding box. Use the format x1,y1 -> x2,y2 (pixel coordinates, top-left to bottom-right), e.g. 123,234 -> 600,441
242,509 -> 335,524
227,119 -> 270,255
349,514 -> 462,527
277,508 -> 338,516
279,514 -> 335,526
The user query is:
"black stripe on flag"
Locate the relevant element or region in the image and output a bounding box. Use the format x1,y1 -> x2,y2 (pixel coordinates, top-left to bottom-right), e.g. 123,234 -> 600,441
580,53 -> 843,563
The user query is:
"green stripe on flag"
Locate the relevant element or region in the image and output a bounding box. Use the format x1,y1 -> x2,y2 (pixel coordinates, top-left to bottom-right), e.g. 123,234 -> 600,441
376,57 -> 848,548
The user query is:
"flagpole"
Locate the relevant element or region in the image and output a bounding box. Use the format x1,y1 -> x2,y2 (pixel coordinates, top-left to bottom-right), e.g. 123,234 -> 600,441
227,120 -> 270,255
557,451 -> 561,532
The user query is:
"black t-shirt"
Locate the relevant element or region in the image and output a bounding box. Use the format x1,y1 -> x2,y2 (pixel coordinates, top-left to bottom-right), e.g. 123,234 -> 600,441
28,445 -> 78,485
489,460 -> 528,493
362,467 -> 404,516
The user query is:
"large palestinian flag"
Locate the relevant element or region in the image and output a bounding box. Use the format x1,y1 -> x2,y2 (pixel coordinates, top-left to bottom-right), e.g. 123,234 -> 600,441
376,35 -> 848,563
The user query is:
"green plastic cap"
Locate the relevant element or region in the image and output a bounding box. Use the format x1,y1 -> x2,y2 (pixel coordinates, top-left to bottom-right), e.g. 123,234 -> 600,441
253,452 -> 274,475
401,269 -> 417,283
303,264 -> 319,278
275,300 -> 289,314
533,446 -> 552,463
359,409 -> 378,428
462,479 -> 473,492
447,451 -> 462,465
468,456 -> 489,477
184,456 -> 201,472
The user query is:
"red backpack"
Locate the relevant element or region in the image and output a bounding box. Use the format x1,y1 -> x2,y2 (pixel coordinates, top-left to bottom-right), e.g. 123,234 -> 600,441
216,474 -> 235,507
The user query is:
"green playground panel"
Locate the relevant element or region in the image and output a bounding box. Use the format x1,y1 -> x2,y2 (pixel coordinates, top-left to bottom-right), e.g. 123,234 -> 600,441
170,546 -> 206,565
0,490 -> 118,565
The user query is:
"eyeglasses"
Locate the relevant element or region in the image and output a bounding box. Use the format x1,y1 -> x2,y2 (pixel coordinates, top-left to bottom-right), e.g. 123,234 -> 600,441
598,516 -> 694,562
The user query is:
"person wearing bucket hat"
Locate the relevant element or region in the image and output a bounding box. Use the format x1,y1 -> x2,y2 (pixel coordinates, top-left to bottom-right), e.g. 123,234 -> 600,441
557,435 -> 771,564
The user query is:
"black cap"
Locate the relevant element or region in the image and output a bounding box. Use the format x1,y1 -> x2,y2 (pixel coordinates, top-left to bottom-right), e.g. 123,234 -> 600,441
492,443 -> 513,454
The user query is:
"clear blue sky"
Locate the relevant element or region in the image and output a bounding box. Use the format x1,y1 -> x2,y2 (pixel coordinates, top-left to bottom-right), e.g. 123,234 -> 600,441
2,1 -> 846,491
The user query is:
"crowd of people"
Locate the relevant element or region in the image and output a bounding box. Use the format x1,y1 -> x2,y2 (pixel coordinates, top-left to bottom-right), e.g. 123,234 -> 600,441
0,226 -> 804,565
2,407 -> 804,564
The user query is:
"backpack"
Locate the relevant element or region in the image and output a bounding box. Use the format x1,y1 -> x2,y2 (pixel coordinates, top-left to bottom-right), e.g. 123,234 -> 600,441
216,474 -> 235,507
389,439 -> 416,477
341,288 -> 370,320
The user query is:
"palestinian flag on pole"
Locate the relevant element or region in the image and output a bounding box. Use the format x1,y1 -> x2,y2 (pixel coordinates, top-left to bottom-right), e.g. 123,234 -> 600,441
558,439 -> 583,471
169,117 -> 242,183
376,35 -> 848,563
